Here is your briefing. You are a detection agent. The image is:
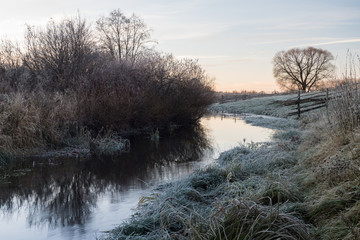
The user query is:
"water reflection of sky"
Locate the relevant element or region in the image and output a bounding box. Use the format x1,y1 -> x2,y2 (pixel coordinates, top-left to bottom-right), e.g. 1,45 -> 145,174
201,114 -> 274,158
0,115 -> 274,240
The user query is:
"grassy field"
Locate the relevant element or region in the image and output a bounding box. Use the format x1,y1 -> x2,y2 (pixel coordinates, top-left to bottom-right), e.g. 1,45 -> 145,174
103,88 -> 360,240
210,91 -> 330,119
210,93 -> 299,118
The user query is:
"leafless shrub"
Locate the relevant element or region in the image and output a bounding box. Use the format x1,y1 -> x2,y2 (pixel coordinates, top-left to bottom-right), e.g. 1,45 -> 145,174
76,53 -> 214,132
0,10 -> 215,152
0,38 -> 28,92
23,15 -> 96,91
75,60 -> 141,131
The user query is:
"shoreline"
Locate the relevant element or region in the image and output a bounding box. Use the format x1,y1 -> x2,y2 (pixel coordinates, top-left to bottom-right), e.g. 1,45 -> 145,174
0,122 -> 196,169
104,92 -> 360,240
102,104 -> 311,239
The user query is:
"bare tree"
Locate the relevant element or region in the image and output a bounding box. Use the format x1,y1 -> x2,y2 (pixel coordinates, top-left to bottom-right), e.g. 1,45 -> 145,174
23,15 -> 95,91
273,47 -> 334,92
96,9 -> 155,64
0,38 -> 27,90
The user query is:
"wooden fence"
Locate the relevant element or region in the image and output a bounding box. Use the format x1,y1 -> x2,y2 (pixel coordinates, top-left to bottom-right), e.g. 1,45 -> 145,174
280,89 -> 332,118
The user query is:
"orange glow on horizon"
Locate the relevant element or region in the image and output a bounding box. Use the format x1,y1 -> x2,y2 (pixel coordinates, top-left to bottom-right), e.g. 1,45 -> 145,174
214,81 -> 279,93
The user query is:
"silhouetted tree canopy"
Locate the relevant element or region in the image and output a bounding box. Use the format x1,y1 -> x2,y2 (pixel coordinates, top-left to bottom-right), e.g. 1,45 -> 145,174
0,10 -> 215,138
96,9 -> 155,64
273,47 -> 334,92
23,16 -> 95,91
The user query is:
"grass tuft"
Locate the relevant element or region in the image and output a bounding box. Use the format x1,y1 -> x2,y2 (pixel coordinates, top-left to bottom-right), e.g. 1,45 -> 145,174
89,134 -> 130,158
259,180 -> 301,205
209,200 -> 311,240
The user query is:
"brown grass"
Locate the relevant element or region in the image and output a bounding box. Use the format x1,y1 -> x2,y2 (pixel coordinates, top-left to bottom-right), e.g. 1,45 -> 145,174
297,70 -> 360,239
0,91 -> 77,152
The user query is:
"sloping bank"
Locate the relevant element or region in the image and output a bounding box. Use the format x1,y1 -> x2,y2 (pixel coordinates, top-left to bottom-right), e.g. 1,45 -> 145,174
102,96 -> 314,240
104,94 -> 360,240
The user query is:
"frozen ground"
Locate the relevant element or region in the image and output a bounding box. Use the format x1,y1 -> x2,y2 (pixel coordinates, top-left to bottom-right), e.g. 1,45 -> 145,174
103,98 -> 311,240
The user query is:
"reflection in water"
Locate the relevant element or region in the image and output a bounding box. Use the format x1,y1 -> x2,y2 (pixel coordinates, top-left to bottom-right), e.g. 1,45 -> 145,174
0,115 -> 274,240
202,114 -> 274,157
0,124 -> 211,231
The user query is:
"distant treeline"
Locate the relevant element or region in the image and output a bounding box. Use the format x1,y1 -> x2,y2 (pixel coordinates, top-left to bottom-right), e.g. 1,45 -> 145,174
0,10 -> 214,152
216,90 -> 277,103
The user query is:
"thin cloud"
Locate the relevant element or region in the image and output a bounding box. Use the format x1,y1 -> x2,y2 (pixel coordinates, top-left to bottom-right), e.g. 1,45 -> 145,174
261,22 -> 324,31
251,37 -> 335,46
297,38 -> 360,47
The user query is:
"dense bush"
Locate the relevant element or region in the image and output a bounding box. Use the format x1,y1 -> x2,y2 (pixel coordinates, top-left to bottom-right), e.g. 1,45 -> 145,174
76,54 -> 214,132
0,11 -> 215,152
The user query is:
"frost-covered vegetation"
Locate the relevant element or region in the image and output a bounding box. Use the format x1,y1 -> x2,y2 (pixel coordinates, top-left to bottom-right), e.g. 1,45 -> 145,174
0,11 -> 214,158
297,68 -> 360,238
210,91 -> 328,119
105,57 -> 360,239
103,113 -> 313,239
210,94 -> 299,118
241,114 -> 298,130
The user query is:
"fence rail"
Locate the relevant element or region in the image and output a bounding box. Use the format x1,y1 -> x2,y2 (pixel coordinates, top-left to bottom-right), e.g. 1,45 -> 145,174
276,89 -> 332,117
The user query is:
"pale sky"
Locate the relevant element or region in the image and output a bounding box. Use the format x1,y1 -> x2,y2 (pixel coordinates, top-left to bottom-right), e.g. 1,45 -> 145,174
0,0 -> 359,92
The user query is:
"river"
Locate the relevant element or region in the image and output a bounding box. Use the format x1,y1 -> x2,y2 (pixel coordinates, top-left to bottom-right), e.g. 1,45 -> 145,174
0,114 -> 274,240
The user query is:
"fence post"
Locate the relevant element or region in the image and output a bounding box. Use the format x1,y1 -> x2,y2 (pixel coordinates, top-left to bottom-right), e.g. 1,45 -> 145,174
297,89 -> 301,118
326,88 -> 329,109
326,88 -> 331,124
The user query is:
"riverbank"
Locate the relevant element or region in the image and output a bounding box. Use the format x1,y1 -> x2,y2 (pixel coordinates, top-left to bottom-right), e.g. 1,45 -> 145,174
104,93 -> 360,240
0,13 -> 214,169
214,91 -> 360,239
103,97 -> 310,239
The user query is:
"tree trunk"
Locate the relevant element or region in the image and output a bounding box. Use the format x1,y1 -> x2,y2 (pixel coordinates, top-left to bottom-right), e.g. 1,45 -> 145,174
302,83 -> 307,92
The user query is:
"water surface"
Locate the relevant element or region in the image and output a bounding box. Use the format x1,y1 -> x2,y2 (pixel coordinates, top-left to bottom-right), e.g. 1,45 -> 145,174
0,114 -> 274,240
